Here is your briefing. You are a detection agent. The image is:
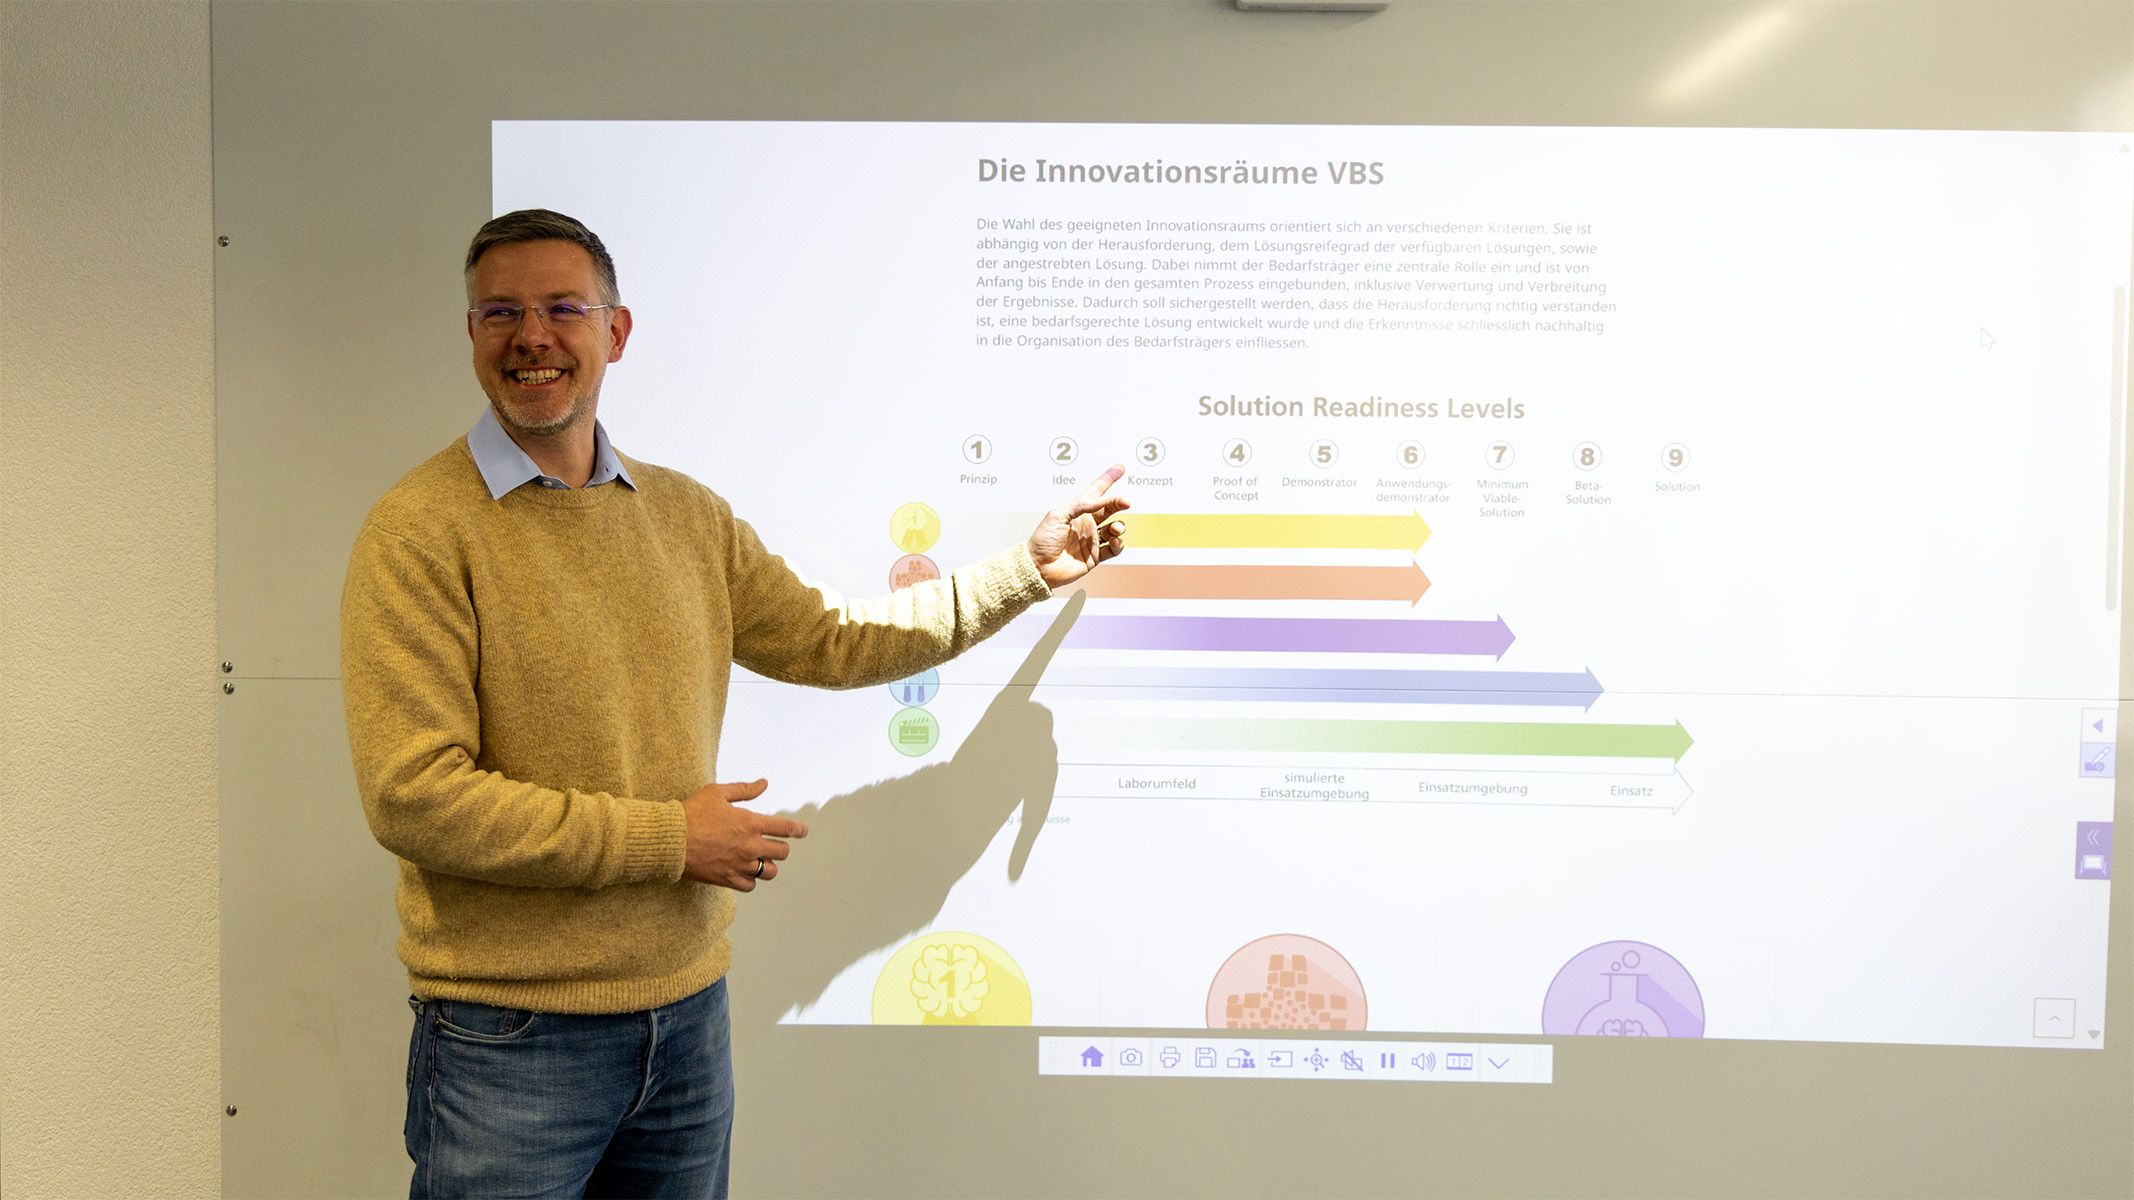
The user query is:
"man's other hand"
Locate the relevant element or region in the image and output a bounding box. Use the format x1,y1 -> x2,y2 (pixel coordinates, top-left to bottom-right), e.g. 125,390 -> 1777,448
681,778 -> 806,891
1027,465 -> 1130,589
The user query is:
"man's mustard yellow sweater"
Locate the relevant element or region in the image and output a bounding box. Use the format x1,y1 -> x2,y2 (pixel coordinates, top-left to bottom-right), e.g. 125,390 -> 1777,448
340,438 -> 1050,1014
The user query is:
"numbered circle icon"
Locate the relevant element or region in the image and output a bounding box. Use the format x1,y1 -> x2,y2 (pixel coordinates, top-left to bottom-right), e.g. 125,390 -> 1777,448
1309,439 -> 1340,469
1662,443 -> 1692,472
1396,441 -> 1426,471
1573,442 -> 1603,471
1135,437 -> 1166,467
963,435 -> 992,465
1484,441 -> 1517,470
889,502 -> 941,554
1221,438 -> 1253,467
1049,436 -> 1079,466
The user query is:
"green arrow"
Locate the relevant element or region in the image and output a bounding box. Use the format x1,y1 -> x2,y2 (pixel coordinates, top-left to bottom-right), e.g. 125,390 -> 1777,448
1116,718 -> 1693,761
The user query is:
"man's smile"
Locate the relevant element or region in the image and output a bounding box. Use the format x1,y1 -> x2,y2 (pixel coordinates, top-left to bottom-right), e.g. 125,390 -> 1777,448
503,363 -> 572,390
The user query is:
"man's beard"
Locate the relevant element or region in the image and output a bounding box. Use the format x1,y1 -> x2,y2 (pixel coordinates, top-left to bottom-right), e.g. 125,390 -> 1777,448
489,380 -> 590,438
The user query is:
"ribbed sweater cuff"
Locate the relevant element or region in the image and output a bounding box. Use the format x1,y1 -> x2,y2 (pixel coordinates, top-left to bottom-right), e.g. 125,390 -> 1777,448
621,798 -> 689,883
1003,541 -> 1053,601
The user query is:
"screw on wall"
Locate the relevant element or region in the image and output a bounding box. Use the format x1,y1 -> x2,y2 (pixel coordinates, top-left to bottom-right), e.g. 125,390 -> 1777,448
217,236 -> 230,247
226,1105 -> 237,1117
223,682 -> 235,695
221,661 -> 233,673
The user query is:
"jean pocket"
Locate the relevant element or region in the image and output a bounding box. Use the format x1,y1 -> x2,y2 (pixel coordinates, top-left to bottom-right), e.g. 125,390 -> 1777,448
432,999 -> 540,1043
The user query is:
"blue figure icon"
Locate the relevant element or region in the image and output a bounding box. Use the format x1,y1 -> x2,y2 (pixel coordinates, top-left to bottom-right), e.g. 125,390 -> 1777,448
888,668 -> 940,707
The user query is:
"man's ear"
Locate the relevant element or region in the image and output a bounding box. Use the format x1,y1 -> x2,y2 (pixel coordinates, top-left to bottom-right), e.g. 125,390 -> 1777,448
606,305 -> 633,362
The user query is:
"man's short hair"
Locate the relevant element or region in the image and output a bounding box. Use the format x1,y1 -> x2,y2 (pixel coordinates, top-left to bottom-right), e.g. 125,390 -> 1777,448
464,209 -> 620,304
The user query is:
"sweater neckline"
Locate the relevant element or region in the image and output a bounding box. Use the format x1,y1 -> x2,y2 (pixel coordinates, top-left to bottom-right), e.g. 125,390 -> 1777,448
455,436 -> 631,509
504,478 -> 626,509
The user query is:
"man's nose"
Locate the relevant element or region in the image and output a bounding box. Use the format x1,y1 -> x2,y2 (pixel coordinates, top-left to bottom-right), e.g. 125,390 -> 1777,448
510,308 -> 554,350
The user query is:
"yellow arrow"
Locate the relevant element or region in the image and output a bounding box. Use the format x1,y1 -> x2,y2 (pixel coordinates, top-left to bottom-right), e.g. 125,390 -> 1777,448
1127,512 -> 1430,552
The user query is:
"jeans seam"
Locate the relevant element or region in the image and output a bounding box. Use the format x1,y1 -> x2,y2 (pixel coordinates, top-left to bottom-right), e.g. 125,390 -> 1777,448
621,1008 -> 658,1124
419,1007 -> 437,1199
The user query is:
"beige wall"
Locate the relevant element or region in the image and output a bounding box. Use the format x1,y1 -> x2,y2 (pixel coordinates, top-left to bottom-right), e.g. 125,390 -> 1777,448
0,1 -> 2129,1196
0,2 -> 219,1196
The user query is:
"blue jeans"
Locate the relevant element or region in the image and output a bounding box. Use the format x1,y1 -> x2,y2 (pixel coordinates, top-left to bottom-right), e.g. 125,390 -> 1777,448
404,978 -> 733,1199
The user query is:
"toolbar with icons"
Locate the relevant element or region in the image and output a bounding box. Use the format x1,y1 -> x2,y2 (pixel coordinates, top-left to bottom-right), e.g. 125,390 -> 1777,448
1039,1037 -> 1552,1084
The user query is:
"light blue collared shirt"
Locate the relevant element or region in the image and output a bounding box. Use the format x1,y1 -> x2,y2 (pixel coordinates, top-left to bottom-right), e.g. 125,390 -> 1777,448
467,406 -> 637,500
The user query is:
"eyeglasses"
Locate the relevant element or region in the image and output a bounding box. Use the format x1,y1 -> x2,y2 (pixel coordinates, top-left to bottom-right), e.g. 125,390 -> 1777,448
468,301 -> 618,332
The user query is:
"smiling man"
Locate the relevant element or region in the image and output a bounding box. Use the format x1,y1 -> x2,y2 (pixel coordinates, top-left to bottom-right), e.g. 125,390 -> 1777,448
339,209 -> 1127,1199
470,233 -> 626,454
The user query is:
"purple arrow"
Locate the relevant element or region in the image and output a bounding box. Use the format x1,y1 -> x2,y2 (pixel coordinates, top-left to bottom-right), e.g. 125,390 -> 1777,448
1050,614 -> 1516,658
1037,665 -> 1599,708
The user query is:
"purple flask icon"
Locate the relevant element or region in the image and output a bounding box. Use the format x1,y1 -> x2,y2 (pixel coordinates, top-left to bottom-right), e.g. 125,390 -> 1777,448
1574,952 -> 1668,1036
1543,941 -> 1705,1038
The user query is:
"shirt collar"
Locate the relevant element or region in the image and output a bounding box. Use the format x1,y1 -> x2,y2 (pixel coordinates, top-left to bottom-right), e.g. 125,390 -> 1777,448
468,406 -> 637,500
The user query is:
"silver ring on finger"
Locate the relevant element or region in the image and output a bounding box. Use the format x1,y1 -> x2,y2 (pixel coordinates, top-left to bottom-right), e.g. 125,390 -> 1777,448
753,857 -> 766,879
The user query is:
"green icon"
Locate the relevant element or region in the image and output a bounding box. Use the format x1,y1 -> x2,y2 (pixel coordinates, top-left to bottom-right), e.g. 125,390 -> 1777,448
889,707 -> 940,756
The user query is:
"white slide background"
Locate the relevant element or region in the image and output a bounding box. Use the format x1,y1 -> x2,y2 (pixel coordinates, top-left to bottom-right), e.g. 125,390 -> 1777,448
497,121 -> 2129,1049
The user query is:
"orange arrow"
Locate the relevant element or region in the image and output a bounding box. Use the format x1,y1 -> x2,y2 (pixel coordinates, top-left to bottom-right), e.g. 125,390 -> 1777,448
1070,562 -> 1430,604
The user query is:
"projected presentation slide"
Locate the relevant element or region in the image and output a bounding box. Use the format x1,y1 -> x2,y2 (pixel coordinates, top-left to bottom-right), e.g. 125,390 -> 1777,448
497,121 -> 2129,1050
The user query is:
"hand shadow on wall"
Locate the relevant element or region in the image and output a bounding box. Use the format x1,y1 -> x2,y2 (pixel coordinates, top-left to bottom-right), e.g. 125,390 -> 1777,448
727,591 -> 1085,1031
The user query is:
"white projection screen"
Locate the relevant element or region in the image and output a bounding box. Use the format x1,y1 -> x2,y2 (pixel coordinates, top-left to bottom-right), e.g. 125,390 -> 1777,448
213,3 -> 2134,1197
497,119 -> 2126,1052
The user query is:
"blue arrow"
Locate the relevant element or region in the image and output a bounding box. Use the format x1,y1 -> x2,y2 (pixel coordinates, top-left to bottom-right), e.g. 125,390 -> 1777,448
1036,665 -> 1603,709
